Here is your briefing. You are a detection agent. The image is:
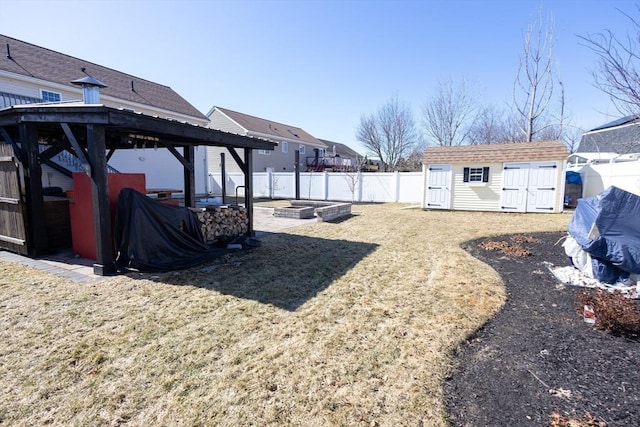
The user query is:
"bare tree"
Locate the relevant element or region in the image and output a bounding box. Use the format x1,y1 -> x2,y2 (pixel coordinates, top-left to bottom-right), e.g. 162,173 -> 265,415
512,10 -> 566,142
396,142 -> 426,171
579,6 -> 640,116
422,77 -> 477,146
355,94 -> 418,172
563,126 -> 585,153
468,105 -> 511,144
343,157 -> 368,202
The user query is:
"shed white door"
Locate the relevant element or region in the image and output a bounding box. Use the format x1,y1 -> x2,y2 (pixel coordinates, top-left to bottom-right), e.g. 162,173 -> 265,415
426,164 -> 451,209
502,162 -> 558,212
527,162 -> 558,212
502,163 -> 529,212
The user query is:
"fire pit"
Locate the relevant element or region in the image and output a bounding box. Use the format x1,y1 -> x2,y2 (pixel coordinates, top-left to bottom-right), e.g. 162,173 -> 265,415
273,205 -> 316,219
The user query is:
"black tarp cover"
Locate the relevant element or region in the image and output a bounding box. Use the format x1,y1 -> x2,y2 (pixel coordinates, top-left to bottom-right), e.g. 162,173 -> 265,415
114,188 -> 228,272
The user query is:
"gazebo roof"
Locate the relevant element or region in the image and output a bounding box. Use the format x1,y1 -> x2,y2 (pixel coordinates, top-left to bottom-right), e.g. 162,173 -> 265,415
0,103 -> 276,151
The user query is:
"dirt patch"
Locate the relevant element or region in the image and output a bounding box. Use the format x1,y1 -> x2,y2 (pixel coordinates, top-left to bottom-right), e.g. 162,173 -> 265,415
445,232 -> 639,427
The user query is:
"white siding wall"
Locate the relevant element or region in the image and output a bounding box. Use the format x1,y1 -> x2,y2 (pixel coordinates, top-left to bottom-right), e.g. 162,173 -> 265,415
451,163 -> 503,211
1,73 -> 80,103
109,146 -> 208,194
41,165 -> 73,191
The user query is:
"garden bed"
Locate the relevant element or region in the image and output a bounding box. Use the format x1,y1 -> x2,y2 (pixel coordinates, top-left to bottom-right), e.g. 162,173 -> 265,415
445,232 -> 639,427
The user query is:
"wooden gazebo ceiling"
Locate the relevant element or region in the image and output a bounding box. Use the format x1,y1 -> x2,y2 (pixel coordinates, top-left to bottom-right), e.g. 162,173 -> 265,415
0,104 -> 277,151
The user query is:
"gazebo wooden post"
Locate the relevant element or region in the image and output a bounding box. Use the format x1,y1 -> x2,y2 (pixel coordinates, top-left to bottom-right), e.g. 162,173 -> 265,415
86,124 -> 115,276
244,148 -> 254,237
183,145 -> 195,208
21,123 -> 48,256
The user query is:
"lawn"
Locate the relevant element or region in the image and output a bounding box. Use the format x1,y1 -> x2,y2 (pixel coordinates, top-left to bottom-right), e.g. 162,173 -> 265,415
0,204 -> 570,426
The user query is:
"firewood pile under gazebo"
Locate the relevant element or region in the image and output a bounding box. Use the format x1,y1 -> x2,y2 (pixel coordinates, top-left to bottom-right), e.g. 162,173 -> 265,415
194,205 -> 248,242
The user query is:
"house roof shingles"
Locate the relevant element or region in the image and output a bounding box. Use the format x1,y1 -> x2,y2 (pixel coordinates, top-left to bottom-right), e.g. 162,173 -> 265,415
215,107 -> 326,147
0,34 -> 207,121
423,141 -> 568,164
578,115 -> 640,154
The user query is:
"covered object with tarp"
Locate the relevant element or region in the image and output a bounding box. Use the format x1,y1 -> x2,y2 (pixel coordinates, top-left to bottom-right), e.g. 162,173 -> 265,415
565,186 -> 640,284
114,188 -> 250,272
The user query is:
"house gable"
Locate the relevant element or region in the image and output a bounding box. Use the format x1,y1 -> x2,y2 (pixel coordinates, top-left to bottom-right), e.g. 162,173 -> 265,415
209,106 -> 326,149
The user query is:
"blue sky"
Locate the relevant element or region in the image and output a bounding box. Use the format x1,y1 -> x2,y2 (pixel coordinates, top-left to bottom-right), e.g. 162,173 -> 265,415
0,0 -> 635,154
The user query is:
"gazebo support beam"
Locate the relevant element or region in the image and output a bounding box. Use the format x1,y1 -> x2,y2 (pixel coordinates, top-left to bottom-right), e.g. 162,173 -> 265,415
243,148 -> 254,237
86,124 -> 115,275
21,124 -> 48,256
183,145 -> 195,208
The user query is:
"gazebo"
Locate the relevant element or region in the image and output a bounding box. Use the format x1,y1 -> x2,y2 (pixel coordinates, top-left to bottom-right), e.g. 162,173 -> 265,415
0,103 -> 275,275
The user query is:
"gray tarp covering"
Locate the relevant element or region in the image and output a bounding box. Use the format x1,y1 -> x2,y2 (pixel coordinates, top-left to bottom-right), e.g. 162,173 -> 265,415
567,186 -> 640,283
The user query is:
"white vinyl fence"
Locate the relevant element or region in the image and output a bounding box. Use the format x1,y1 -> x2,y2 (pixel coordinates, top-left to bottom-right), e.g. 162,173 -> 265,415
580,160 -> 640,197
209,171 -> 423,203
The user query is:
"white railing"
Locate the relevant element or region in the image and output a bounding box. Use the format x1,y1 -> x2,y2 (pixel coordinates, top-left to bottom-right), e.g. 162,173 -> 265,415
209,171 -> 423,203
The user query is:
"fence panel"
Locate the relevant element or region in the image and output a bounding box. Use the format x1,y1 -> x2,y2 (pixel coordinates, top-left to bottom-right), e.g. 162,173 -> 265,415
208,171 -> 424,203
397,172 -> 423,203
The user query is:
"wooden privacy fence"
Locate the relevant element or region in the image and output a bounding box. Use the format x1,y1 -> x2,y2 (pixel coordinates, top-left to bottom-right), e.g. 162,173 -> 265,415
0,144 -> 27,255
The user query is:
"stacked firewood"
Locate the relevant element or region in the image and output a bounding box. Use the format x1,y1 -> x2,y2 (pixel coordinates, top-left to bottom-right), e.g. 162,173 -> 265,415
194,205 -> 248,242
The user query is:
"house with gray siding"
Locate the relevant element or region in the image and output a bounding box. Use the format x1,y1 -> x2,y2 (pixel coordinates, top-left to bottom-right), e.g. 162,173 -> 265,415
207,106 -> 327,174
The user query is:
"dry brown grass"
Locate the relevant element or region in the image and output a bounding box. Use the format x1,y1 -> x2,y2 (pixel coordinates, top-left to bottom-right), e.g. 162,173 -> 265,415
0,205 -> 569,426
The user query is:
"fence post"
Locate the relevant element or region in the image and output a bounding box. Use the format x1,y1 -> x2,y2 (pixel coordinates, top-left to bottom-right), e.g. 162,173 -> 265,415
323,171 -> 329,200
394,171 -> 400,202
357,171 -> 363,202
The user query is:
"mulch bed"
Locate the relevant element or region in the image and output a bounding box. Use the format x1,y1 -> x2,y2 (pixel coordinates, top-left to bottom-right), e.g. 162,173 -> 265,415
445,232 -> 639,427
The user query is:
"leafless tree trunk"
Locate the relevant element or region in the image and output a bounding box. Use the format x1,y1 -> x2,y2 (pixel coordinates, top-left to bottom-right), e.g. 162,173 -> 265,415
579,6 -> 640,116
422,77 -> 477,146
355,94 -> 417,172
468,106 -> 511,144
513,11 -> 558,142
343,157 -> 367,202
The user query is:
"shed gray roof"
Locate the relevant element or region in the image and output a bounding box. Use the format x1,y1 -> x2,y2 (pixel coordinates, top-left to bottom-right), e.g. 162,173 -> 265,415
423,141 -> 568,164
578,115 -> 640,154
0,34 -> 207,121
212,107 -> 326,147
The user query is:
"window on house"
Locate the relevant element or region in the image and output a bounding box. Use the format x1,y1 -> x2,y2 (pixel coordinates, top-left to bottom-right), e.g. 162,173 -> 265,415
258,150 -> 271,155
40,90 -> 61,103
463,167 -> 489,183
299,145 -> 305,155
282,141 -> 288,153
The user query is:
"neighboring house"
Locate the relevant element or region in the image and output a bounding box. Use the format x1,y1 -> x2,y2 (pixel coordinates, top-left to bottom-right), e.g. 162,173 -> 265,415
422,141 -> 568,213
315,139 -> 364,171
573,116 -> 640,198
578,115 -> 640,154
0,34 -> 210,192
207,107 -> 327,174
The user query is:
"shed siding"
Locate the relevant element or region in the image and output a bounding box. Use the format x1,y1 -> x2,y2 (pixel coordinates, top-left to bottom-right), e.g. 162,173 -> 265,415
451,163 -> 503,211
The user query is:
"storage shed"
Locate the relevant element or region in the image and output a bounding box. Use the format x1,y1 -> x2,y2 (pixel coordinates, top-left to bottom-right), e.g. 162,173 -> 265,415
422,141 -> 568,213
